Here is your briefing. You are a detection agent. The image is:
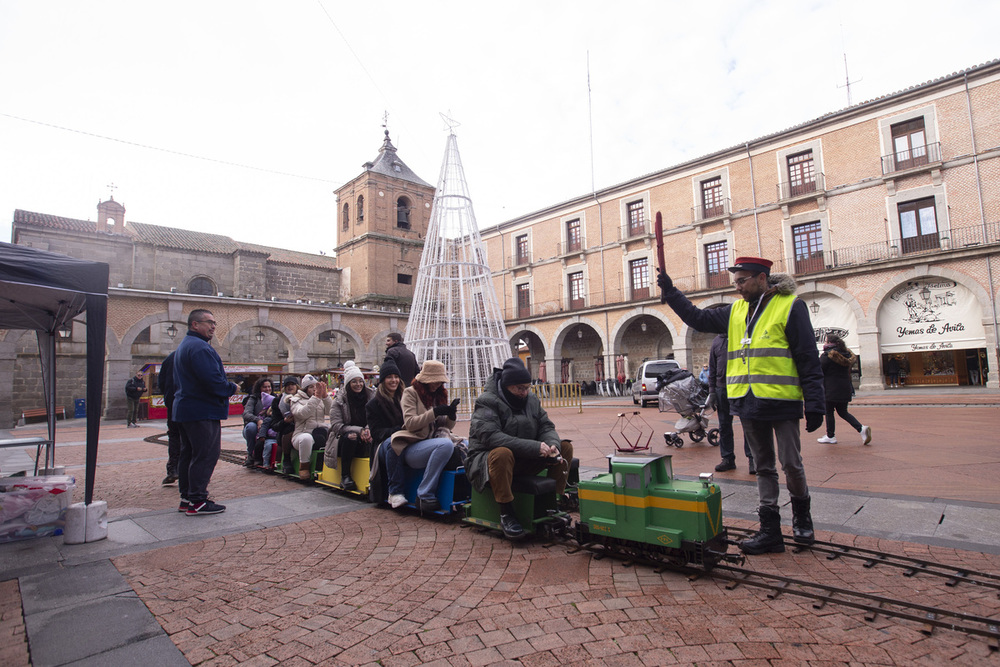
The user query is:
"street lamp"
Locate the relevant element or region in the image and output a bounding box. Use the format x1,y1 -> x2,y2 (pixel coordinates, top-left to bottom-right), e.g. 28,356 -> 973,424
57,324 -> 72,339
577,329 -> 583,339
640,321 -> 647,332
165,323 -> 178,339
254,328 -> 265,343
809,301 -> 820,315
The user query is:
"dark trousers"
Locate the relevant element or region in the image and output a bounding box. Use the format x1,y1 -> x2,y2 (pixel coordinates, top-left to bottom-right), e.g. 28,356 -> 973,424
165,398 -> 179,476
126,397 -> 140,424
824,402 -> 862,437
716,388 -> 753,464
178,420 -> 221,503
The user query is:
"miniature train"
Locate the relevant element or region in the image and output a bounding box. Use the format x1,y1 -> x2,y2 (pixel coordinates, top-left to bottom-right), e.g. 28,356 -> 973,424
263,444 -> 733,569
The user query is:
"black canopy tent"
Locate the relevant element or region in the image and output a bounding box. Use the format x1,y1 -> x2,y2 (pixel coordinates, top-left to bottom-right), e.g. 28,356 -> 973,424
0,242 -> 108,505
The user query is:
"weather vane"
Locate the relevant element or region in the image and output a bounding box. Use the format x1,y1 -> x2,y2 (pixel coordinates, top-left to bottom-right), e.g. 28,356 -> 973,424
107,182 -> 117,200
382,110 -> 389,132
440,111 -> 460,134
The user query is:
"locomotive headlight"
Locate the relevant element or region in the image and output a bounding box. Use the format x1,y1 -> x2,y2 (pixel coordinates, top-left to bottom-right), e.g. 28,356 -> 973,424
699,472 -> 714,486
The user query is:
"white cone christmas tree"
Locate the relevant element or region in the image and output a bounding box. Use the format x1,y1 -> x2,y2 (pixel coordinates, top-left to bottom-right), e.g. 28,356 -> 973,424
405,130 -> 510,407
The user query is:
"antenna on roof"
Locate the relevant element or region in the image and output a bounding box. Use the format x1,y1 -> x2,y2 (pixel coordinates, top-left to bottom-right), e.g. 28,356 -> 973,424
837,24 -> 862,106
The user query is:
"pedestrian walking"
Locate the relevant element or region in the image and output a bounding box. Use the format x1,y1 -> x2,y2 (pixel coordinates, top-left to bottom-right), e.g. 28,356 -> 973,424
818,334 -> 871,445
125,370 -> 146,427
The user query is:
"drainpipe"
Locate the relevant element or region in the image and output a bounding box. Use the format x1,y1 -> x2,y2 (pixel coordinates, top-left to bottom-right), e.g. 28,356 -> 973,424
964,72 -> 999,383
746,142 -> 761,256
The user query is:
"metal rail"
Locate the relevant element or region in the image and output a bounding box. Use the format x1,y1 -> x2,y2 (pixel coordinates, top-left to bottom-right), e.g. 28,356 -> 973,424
725,525 -> 1000,592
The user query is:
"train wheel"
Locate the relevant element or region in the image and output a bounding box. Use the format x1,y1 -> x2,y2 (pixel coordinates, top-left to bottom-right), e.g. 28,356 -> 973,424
689,429 -> 705,443
707,428 -> 720,446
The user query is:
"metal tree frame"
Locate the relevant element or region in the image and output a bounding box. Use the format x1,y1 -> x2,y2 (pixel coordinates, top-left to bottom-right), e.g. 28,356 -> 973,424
405,130 -> 510,411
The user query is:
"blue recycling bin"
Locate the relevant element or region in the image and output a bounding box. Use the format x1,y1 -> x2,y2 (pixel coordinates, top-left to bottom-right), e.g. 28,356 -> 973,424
74,399 -> 86,419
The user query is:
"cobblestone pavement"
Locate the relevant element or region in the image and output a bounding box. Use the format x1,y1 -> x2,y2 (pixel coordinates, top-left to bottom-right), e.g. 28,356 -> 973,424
2,391 -> 1000,665
111,508 -> 1000,666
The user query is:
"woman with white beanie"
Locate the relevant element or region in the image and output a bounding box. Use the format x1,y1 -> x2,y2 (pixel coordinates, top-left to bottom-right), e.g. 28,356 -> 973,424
326,362 -> 375,490
289,374 -> 333,480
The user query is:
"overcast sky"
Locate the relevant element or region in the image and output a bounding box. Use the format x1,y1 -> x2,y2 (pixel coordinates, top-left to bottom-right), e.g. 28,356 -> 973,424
2,1 -> 998,254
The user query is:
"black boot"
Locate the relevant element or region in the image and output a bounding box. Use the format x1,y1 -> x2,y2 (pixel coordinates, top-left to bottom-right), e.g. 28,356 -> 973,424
341,457 -> 356,491
791,496 -> 815,545
747,458 -> 756,475
740,506 -> 785,555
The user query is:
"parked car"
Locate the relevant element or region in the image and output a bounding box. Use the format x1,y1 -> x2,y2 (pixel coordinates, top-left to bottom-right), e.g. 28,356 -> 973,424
632,359 -> 682,407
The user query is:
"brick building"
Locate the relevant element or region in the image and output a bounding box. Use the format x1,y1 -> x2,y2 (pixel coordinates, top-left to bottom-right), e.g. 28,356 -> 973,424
4,194 -> 412,425
480,59 -> 1000,391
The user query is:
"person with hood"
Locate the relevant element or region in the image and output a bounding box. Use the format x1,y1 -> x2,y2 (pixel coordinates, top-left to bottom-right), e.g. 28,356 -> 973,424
818,334 -> 871,446
366,359 -> 405,506
383,332 -> 419,386
289,374 -> 332,480
241,378 -> 274,466
467,358 -> 573,540
657,257 -> 824,553
389,360 -> 462,512
326,361 -> 375,490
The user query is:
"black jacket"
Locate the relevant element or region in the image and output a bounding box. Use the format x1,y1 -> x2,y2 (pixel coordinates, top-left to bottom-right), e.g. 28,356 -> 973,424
125,376 -> 146,399
662,273 -> 825,420
820,347 -> 856,404
366,392 -> 404,446
384,342 -> 419,386
707,334 -> 727,391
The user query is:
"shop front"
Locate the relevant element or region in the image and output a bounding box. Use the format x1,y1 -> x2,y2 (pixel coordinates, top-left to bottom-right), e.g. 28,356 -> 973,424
877,278 -> 988,387
143,363 -> 287,419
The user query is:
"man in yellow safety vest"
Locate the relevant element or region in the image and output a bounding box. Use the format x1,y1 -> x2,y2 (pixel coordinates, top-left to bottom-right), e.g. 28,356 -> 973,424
657,256 -> 825,554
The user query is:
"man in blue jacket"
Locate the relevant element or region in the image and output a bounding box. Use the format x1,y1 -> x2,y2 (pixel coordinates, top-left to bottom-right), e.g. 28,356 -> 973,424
657,257 -> 824,554
173,309 -> 238,516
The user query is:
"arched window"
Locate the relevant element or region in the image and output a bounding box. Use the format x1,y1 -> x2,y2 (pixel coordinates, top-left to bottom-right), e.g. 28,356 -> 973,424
342,203 -> 350,231
356,195 -> 364,223
188,276 -> 215,296
396,196 -> 411,229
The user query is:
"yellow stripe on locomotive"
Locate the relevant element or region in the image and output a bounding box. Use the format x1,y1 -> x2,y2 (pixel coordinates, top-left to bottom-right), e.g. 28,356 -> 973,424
576,453 -> 725,560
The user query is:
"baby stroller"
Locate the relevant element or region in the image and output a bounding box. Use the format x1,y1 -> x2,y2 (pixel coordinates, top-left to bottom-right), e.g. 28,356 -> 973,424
657,368 -> 720,448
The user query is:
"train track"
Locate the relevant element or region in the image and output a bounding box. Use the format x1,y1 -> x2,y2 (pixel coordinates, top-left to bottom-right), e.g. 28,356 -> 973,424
725,524 -> 1000,593
569,530 -> 1000,649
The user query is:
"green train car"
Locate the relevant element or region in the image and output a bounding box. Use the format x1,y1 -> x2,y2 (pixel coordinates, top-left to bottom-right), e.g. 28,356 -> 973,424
575,453 -> 730,567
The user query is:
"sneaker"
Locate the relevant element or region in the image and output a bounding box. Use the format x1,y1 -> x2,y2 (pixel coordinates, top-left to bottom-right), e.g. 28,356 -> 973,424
162,475 -> 178,486
860,425 -> 872,446
817,435 -> 837,444
178,498 -> 190,513
714,459 -> 736,472
186,500 -> 226,516
499,513 -> 525,540
388,494 -> 408,509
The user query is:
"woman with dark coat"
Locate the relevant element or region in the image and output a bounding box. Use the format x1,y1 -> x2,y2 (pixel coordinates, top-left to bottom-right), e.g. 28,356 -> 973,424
367,359 -> 405,507
818,335 -> 871,445
242,378 -> 274,466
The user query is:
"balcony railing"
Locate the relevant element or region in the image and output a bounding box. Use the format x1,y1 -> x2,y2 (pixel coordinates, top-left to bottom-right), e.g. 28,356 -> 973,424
511,251 -> 531,267
617,223 -> 649,241
557,240 -> 583,256
777,172 -> 826,200
501,219 -> 999,320
881,142 -> 942,174
692,197 -> 730,223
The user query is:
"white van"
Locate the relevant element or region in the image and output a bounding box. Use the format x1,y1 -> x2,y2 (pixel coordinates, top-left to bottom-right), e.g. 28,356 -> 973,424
631,359 -> 681,407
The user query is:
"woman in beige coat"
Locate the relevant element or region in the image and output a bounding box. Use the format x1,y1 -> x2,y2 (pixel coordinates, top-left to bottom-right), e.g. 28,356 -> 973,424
325,362 -> 375,490
388,360 -> 462,512
289,374 -> 333,479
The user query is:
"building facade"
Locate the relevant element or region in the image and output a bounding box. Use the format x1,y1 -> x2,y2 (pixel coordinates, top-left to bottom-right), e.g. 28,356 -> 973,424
4,198 -> 410,426
481,60 -> 1000,391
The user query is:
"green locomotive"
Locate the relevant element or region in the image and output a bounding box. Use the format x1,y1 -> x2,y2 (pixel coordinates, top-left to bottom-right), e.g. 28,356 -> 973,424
575,453 -> 730,567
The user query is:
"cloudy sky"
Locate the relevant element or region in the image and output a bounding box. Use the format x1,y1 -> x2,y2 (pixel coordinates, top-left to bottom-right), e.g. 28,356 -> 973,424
2,1 -> 998,254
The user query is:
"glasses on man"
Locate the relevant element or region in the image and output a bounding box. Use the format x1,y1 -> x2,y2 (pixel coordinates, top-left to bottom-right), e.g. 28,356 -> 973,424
733,275 -> 759,287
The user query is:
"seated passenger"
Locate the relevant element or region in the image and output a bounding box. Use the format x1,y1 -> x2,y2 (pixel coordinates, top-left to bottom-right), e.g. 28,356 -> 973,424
326,362 -> 375,490
242,378 -> 274,466
366,359 -> 405,506
390,360 -> 462,513
289,374 -> 332,480
468,358 -> 573,539
275,376 -> 299,474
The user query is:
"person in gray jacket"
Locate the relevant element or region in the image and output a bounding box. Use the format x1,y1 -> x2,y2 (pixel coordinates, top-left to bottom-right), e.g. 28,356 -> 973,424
468,358 -> 572,539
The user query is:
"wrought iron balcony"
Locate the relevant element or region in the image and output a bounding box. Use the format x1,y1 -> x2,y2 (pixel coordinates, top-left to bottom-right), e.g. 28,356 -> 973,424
692,197 -> 730,223
881,142 -> 942,174
777,172 -> 826,201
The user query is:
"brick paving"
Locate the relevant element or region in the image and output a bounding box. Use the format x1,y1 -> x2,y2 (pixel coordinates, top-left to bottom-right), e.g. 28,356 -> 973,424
2,392 -> 1000,665
108,508 -> 1000,666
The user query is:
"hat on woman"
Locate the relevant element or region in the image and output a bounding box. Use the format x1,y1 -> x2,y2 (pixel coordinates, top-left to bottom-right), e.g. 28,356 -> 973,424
413,359 -> 448,384
499,357 -> 532,387
300,374 -> 319,390
282,376 -> 300,388
378,358 -> 401,384
343,362 -> 364,386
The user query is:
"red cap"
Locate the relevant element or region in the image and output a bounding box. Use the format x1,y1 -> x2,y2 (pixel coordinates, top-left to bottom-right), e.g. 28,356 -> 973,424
728,256 -> 773,275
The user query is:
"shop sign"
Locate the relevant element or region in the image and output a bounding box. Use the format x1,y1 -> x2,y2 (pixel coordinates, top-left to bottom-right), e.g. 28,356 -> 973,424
808,295 -> 858,352
878,279 -> 986,353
